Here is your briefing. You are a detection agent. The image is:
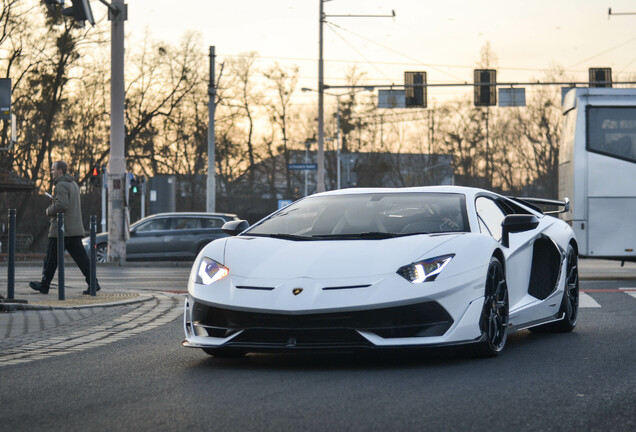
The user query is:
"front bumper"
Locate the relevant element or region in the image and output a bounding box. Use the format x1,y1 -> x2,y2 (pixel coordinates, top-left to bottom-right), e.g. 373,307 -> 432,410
183,295 -> 485,352
183,263 -> 488,352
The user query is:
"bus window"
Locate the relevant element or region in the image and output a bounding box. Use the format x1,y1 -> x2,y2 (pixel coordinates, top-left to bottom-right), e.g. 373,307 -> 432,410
587,107 -> 636,163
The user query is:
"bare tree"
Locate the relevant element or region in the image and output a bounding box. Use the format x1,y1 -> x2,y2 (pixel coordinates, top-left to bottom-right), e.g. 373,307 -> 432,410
263,62 -> 299,196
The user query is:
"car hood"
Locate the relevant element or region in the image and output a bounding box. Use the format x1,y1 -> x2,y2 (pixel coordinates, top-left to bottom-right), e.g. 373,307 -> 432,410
222,234 -> 461,280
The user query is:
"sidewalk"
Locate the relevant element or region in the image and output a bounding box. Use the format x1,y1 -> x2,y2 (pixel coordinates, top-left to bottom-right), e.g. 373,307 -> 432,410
578,257 -> 636,280
0,275 -> 151,312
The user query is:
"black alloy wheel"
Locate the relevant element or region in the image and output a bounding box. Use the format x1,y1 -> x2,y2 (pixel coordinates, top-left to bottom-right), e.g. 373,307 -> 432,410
474,256 -> 509,357
560,245 -> 579,330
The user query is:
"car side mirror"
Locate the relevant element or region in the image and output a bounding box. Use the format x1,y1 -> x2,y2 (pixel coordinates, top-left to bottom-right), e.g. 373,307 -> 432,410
222,220 -> 249,236
501,214 -> 539,248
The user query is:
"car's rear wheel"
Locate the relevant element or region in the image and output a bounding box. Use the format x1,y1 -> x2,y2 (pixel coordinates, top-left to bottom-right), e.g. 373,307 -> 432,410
96,243 -> 107,263
530,245 -> 578,333
473,256 -> 509,357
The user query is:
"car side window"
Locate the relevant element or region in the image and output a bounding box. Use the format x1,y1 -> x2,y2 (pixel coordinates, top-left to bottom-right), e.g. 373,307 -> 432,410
173,218 -> 202,230
136,218 -> 170,233
202,218 -> 224,229
475,197 -> 505,241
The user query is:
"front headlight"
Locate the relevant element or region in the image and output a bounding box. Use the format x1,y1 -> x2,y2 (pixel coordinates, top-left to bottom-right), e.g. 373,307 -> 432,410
397,254 -> 455,283
196,257 -> 229,285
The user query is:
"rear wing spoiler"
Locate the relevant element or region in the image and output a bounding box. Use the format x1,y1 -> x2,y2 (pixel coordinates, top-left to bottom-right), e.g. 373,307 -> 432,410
508,197 -> 570,215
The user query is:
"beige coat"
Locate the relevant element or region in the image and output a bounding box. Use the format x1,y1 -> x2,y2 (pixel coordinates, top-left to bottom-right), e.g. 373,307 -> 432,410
47,174 -> 86,238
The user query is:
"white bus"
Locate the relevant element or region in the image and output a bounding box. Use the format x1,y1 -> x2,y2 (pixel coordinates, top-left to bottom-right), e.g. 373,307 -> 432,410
559,88 -> 636,262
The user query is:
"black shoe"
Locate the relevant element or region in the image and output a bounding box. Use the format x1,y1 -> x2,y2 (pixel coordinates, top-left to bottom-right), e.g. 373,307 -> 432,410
82,284 -> 101,295
29,281 -> 49,294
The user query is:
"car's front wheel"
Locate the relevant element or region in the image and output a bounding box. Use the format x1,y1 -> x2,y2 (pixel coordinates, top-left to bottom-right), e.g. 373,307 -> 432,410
473,256 -> 509,357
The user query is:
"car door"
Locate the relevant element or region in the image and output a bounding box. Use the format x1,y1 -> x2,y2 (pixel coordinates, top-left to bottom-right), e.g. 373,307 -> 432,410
161,216 -> 203,259
127,217 -> 171,259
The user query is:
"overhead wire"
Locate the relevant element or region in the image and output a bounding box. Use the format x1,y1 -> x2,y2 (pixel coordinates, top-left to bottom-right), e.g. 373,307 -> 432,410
566,35 -> 636,69
325,22 -> 394,82
324,20 -> 466,82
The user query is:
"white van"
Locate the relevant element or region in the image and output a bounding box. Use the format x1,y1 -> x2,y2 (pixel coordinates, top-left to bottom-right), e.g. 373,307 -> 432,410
559,88 -> 636,261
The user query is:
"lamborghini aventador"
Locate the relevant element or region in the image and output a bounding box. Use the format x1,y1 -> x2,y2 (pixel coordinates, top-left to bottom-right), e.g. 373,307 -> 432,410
183,186 -> 578,358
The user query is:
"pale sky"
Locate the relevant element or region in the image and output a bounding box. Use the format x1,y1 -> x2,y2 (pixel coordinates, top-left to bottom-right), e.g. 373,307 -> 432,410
111,0 -> 636,104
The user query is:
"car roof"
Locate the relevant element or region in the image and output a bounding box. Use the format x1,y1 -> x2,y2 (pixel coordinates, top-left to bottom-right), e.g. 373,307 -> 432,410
312,185 -> 492,200
144,212 -> 238,218
131,212 -> 238,226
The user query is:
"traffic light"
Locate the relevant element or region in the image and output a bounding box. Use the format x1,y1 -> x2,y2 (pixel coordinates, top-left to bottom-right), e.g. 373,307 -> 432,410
404,71 -> 427,108
0,78 -> 10,120
89,166 -> 101,187
130,176 -> 140,194
62,0 -> 95,27
474,69 -> 497,107
589,68 -> 612,88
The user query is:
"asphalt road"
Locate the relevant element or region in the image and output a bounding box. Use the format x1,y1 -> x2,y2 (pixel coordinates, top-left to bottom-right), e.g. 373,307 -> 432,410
0,277 -> 635,432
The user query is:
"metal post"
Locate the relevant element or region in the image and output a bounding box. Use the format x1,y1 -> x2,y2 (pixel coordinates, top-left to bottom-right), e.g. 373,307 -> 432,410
317,0 -> 325,193
101,166 -> 107,233
107,0 -> 127,263
304,142 -> 310,196
336,97 -> 341,190
90,215 -> 97,296
57,213 -> 65,301
207,46 -> 217,212
140,176 -> 146,219
7,209 -> 15,300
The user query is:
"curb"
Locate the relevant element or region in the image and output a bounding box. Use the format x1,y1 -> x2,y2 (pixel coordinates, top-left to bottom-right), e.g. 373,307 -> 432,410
0,293 -> 155,312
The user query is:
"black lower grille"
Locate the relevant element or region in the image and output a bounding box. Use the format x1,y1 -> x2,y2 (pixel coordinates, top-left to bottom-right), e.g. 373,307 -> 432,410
192,301 -> 453,346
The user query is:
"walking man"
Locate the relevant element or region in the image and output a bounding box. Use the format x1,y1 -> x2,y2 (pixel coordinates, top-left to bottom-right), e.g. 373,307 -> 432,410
30,160 -> 101,295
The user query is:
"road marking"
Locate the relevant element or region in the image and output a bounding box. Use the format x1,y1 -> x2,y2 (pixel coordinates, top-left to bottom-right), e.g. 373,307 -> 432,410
579,292 -> 601,308
627,292 -> 636,300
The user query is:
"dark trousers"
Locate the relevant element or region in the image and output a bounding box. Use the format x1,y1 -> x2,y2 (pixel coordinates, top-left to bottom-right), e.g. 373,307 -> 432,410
41,236 -> 97,288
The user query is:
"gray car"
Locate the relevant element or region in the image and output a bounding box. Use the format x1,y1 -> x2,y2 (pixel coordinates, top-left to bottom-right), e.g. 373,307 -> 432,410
82,212 -> 239,262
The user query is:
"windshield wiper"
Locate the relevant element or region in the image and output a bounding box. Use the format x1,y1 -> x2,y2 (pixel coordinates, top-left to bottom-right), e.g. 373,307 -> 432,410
246,233 -> 316,241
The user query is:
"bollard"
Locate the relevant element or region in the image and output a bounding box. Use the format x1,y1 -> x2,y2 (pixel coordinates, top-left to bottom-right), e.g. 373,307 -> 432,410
7,209 -> 16,300
90,215 -> 97,296
57,212 -> 65,301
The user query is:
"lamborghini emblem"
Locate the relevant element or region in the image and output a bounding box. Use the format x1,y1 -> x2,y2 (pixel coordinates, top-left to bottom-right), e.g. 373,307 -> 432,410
293,288 -> 303,296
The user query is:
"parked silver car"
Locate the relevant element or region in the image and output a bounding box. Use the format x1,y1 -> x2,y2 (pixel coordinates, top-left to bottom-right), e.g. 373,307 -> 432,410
82,212 -> 239,262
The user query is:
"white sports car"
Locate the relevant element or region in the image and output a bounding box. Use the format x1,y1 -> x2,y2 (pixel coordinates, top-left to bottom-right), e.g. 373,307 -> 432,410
183,186 -> 579,357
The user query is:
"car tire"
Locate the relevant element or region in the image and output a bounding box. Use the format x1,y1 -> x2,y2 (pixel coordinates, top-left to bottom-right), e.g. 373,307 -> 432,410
529,245 -> 579,333
472,256 -> 509,358
96,243 -> 107,263
202,348 -> 246,358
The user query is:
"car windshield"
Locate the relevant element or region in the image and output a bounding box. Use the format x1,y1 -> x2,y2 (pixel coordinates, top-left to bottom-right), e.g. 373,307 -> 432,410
245,192 -> 469,239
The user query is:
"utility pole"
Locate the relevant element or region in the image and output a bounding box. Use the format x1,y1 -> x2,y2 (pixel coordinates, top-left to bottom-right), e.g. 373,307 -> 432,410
317,0 -> 325,192
317,1 -> 394,193
107,0 -> 127,263
207,46 -> 216,212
